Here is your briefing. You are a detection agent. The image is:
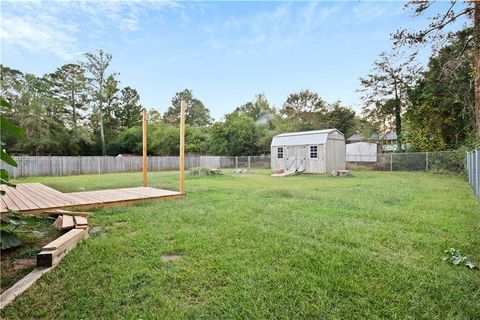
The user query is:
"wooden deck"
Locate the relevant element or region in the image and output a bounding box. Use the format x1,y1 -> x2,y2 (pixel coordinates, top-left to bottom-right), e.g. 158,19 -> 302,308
0,183 -> 184,214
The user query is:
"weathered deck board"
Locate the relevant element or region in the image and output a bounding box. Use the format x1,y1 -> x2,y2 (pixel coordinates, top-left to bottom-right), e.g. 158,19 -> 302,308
0,183 -> 183,214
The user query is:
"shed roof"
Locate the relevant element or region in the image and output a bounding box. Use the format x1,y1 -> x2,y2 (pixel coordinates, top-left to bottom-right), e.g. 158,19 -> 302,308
271,129 -> 342,147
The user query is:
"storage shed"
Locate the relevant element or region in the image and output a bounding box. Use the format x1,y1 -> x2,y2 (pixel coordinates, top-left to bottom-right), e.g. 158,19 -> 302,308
271,129 -> 346,175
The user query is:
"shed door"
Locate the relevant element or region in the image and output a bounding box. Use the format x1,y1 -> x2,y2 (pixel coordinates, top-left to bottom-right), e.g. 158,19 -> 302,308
286,147 -> 295,170
295,146 -> 306,172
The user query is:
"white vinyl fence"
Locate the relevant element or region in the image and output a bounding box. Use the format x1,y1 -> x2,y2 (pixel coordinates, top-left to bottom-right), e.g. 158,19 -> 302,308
466,148 -> 480,201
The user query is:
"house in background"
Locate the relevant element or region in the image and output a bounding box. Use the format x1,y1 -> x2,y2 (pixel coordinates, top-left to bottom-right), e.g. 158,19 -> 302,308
347,132 -> 400,152
271,129 -> 346,175
346,142 -> 382,163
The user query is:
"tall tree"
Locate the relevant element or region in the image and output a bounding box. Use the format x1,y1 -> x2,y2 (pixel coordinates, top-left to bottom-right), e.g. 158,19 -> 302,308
359,49 -> 420,150
82,50 -> 113,155
324,102 -> 358,138
102,74 -> 121,142
233,93 -> 276,122
49,64 -> 88,127
163,89 -> 212,127
393,0 -> 479,142
404,28 -> 475,150
280,89 -> 327,127
116,87 -> 143,128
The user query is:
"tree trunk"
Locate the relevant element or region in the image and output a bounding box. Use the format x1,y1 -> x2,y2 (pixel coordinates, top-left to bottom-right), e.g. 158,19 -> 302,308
98,74 -> 106,156
99,110 -> 106,155
71,91 -> 76,127
474,0 -> 480,143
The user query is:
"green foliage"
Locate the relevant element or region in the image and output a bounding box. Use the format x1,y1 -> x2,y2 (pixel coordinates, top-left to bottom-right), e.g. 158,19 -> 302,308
404,28 -> 475,151
0,230 -> 22,250
163,89 -> 212,127
116,87 -> 143,128
0,98 -> 23,191
0,212 -> 27,249
208,114 -> 259,155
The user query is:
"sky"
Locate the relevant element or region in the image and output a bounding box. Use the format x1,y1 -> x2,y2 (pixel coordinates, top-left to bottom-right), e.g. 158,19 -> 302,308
0,0 -> 471,120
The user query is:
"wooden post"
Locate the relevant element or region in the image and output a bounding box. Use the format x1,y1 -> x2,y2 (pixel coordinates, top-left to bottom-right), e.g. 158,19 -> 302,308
179,99 -> 186,194
142,109 -> 148,187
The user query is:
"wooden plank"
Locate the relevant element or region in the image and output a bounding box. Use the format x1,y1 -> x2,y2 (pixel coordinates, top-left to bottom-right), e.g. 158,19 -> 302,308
6,190 -> 31,211
0,267 -> 53,309
143,109 -> 148,187
64,192 -> 106,204
61,215 -> 75,230
37,229 -> 88,267
12,184 -> 51,208
15,184 -> 61,208
53,215 -> 63,230
30,183 -> 77,206
4,187 -> 39,210
1,198 -> 8,212
74,216 -> 88,226
42,228 -> 85,251
179,99 -> 185,193
69,190 -> 128,203
1,192 -> 18,211
28,183 -> 76,206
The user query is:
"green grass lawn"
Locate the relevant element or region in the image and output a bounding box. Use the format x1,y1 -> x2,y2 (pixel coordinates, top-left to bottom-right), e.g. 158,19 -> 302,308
2,170 -> 479,319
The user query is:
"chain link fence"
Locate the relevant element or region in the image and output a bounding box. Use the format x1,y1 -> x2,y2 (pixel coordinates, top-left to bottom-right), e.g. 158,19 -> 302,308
346,151 -> 465,173
466,148 -> 479,201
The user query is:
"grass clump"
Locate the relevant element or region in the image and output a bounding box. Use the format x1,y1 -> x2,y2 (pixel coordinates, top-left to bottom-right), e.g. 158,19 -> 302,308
190,167 -> 223,176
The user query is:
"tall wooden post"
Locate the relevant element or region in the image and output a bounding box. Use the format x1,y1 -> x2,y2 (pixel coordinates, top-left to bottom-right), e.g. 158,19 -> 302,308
142,109 -> 148,187
179,99 -> 186,193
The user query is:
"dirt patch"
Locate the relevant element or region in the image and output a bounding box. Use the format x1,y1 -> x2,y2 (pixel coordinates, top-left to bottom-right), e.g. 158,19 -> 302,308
162,254 -> 182,262
12,257 -> 36,272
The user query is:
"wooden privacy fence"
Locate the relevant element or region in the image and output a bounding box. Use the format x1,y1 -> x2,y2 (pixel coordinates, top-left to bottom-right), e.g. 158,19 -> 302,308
1,156 -> 236,179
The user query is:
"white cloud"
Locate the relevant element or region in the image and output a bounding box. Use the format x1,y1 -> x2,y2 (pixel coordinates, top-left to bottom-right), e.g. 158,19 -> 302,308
0,0 -> 176,60
204,2 -> 341,58
1,16 -> 79,60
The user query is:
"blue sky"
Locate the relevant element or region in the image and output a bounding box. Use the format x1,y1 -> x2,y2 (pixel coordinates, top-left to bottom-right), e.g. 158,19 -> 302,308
0,1 -> 470,119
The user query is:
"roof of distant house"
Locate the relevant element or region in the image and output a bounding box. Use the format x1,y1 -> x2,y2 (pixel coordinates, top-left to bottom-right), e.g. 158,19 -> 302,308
347,132 -> 397,142
117,153 -> 137,157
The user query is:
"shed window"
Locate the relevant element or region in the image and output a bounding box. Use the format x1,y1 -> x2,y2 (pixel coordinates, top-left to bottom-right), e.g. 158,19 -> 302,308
310,146 -> 318,159
277,147 -> 284,159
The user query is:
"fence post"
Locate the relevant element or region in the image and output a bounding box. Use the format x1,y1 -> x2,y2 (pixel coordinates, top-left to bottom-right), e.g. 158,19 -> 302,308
476,149 -> 479,199
425,152 -> 429,171
235,156 -> 238,170
390,153 -> 393,172
248,156 -> 251,170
